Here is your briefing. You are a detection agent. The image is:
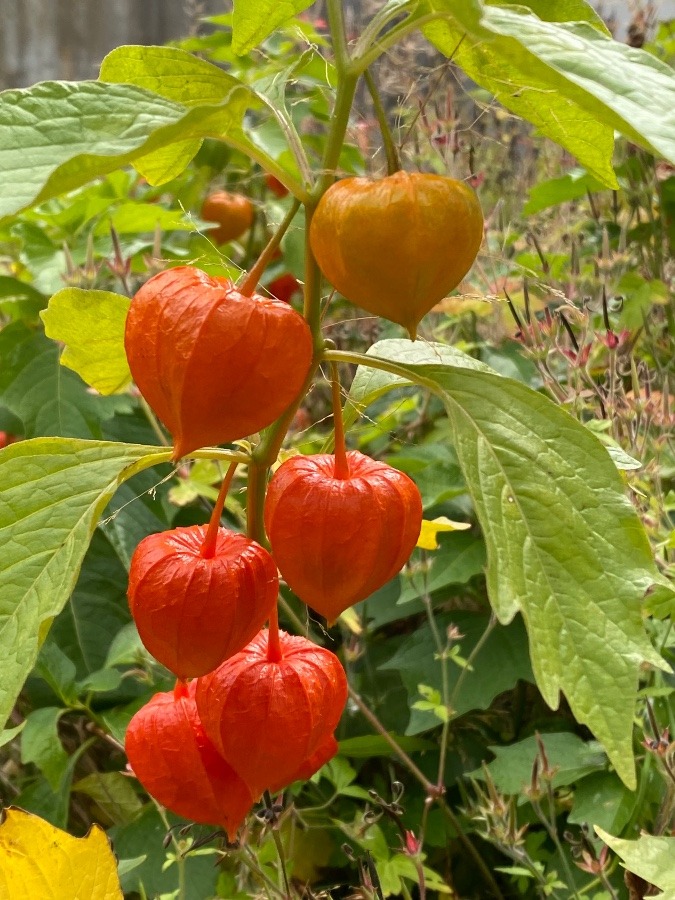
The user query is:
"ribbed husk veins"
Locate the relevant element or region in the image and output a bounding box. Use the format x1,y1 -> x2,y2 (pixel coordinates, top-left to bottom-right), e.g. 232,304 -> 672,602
309,171 -> 483,339
128,525 -> 279,679
125,681 -> 253,841
124,266 -> 313,459
200,191 -> 254,244
196,630 -> 347,799
264,450 -> 423,622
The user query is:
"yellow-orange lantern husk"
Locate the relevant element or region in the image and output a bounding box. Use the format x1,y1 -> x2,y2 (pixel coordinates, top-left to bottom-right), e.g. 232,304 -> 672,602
125,682 -> 253,841
124,266 -> 313,459
196,630 -> 347,799
128,525 -> 279,680
200,191 -> 254,244
264,450 -> 423,623
309,171 -> 483,339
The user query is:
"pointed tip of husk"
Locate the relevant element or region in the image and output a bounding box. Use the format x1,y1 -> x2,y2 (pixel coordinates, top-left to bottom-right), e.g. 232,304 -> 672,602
406,324 -> 418,341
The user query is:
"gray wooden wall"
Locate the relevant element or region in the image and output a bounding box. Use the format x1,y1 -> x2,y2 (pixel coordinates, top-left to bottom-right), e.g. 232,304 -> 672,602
0,0 -> 222,89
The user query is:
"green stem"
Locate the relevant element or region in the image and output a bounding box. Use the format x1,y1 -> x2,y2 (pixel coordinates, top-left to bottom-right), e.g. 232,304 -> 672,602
448,615 -> 496,713
302,206 -> 325,352
364,69 -> 400,175
239,199 -> 301,296
353,12 -> 453,74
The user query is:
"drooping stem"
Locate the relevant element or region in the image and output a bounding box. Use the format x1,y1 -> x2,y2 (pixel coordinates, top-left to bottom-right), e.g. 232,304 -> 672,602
330,362 -> 350,479
267,603 -> 282,663
364,69 -> 400,175
200,461 -> 238,559
239,198 -> 301,297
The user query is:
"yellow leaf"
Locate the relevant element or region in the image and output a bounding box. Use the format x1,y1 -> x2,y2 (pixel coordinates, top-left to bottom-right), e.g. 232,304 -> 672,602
416,517 -> 471,551
0,807 -> 123,900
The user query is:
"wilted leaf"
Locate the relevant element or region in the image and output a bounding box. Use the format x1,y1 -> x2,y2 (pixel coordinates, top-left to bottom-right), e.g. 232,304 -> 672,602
0,807 -> 122,899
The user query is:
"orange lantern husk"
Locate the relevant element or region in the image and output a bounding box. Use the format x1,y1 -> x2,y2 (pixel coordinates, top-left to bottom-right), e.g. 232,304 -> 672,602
196,630 -> 347,799
264,450 -> 423,623
200,191 -> 254,244
309,171 -> 483,339
125,681 -> 254,841
128,525 -> 279,680
124,266 -> 313,459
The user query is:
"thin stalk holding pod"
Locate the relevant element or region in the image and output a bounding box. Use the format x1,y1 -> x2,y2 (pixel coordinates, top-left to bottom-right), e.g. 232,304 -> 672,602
330,361 -> 350,478
238,198 -> 302,297
200,460 -> 239,558
364,69 -> 400,176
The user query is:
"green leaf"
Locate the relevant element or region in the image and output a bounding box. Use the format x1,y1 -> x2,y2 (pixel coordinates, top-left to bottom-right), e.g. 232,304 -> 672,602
232,0 -> 315,55
33,642 -> 78,705
0,723 -> 25,750
0,325 -> 131,438
49,531 -> 132,677
568,772 -> 635,834
338,734 -> 435,758
98,46 -> 305,193
0,277 -> 46,323
523,168 -> 607,215
0,74 -> 298,220
21,707 -> 69,791
73,772 -> 143,827
399,531 -> 486,603
348,339 -> 665,787
379,612 -> 533,734
41,289 -> 131,395
422,2 -> 675,183
0,438 -> 172,729
474,732 -> 607,794
595,827 -> 675,899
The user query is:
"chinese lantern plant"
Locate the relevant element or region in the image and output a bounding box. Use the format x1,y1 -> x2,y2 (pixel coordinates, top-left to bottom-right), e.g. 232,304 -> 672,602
127,463 -> 279,679
124,265 -> 313,459
125,679 -> 254,841
265,366 -> 423,623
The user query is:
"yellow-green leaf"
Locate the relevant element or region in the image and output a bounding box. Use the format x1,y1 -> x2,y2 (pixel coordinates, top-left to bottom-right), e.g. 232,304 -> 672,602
0,807 -> 123,899
595,827 -> 675,898
41,289 -> 131,395
417,516 -> 471,550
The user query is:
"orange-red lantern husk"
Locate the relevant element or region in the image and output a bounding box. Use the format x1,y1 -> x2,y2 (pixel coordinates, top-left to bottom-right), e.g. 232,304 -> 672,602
125,681 -> 254,841
128,525 -> 279,680
264,450 -> 423,622
268,734 -> 339,793
196,630 -> 347,799
124,266 -> 313,459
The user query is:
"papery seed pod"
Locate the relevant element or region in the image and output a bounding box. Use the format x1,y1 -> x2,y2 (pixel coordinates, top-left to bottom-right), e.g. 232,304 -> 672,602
196,630 -> 347,799
268,734 -> 338,793
201,191 -> 254,244
309,171 -> 483,339
264,450 -> 423,623
125,681 -> 253,841
128,525 -> 278,679
124,266 -> 313,459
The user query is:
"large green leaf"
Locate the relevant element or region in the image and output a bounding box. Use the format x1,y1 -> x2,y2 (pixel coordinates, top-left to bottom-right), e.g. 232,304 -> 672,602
232,0 -> 315,55
41,289 -> 131,396
0,439 -> 171,729
0,75 -> 294,220
99,46 -> 305,193
422,1 -> 675,185
345,339 -> 665,787
595,828 -> 675,899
